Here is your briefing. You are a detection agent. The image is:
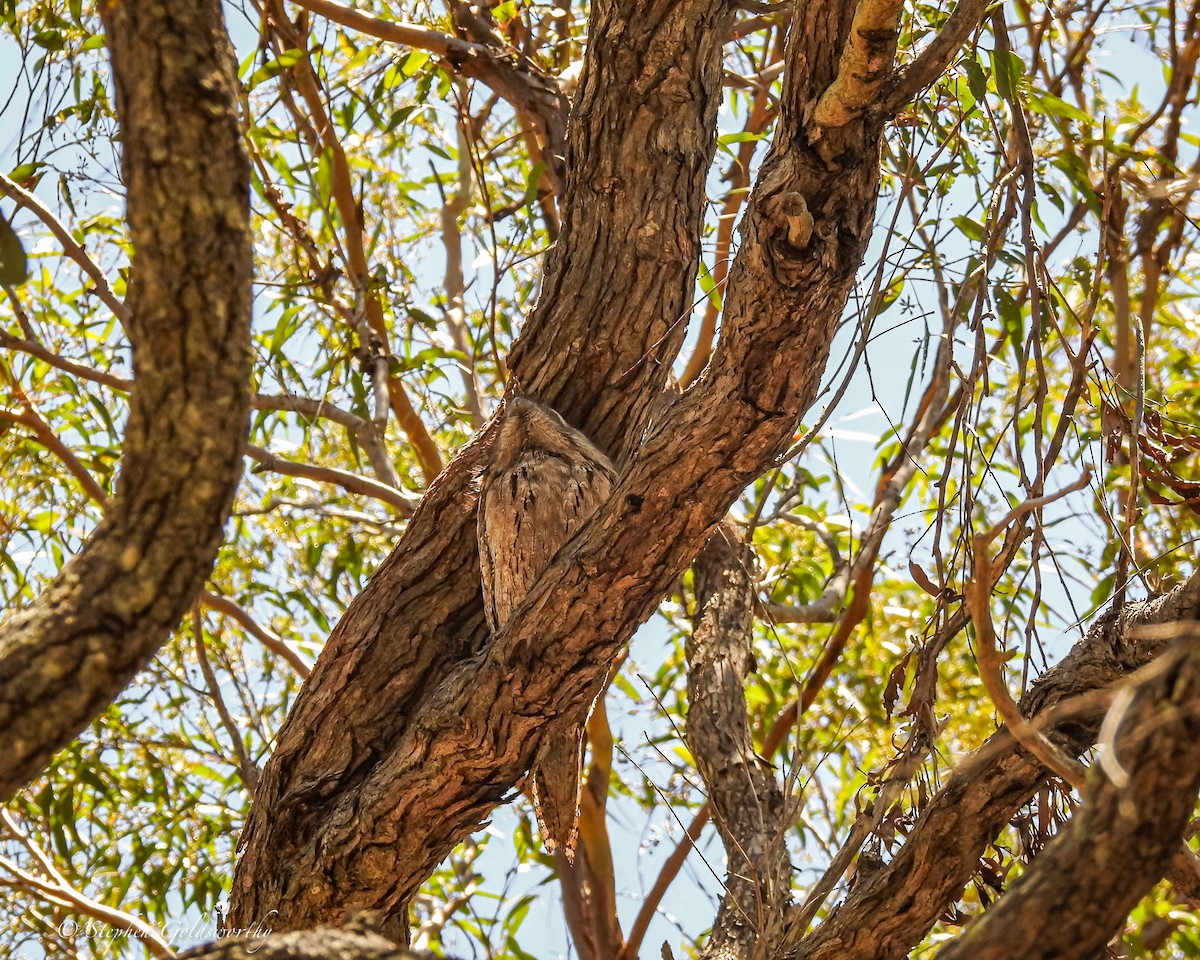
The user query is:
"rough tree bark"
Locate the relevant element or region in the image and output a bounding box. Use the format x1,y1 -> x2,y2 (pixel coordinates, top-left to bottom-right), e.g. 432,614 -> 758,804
230,0 -> 735,934
176,926 -> 434,960
687,526 -> 789,958
228,0 -> 990,939
203,579 -> 1200,960
0,0 -> 251,802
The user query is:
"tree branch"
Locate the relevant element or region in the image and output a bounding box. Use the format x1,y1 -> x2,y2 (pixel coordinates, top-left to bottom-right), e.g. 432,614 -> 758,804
252,393 -> 368,434
245,444 -> 418,515
228,0 -> 941,933
875,0 -> 991,117
0,0 -> 252,802
287,0 -> 568,194
687,525 -> 789,958
0,329 -> 130,392
0,810 -> 173,960
2,360 -> 308,684
176,924 -> 437,959
787,572 -> 1200,960
0,401 -> 110,506
264,2 -> 444,484
194,602 -> 262,794
810,0 -> 906,128
230,0 -> 737,934
937,634 -> 1200,960
0,171 -> 130,325
966,471 -> 1096,789
200,590 -> 311,678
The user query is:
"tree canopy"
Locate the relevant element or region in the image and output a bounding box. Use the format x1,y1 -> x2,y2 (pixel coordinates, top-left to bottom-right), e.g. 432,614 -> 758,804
1,0 -> 1200,958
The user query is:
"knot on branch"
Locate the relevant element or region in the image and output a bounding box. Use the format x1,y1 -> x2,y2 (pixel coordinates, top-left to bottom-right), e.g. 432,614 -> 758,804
757,190 -> 818,287
778,192 -> 815,250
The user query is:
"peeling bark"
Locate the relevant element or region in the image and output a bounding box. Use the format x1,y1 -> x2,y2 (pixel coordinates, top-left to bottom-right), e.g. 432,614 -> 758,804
0,0 -> 251,802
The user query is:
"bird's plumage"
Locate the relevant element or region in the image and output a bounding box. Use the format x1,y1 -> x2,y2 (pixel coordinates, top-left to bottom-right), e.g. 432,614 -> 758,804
477,396 -> 616,860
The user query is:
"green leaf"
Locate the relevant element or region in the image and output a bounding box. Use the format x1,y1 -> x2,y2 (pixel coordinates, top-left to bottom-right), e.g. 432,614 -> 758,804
27,511 -> 58,534
875,274 -> 905,314
997,289 -> 1025,360
31,28 -> 66,51
492,0 -> 519,23
524,162 -> 547,206
697,259 -> 723,312
0,215 -> 28,286
718,131 -> 766,145
9,161 -> 45,185
385,104 -> 417,133
246,48 -> 304,90
1027,90 -> 1090,123
948,75 -> 976,116
315,145 -> 335,205
951,215 -> 985,243
401,50 -> 430,78
966,58 -> 988,102
990,48 -> 1025,102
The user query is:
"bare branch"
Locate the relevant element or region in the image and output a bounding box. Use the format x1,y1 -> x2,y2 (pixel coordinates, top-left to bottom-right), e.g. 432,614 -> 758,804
0,0 -> 253,802
759,593 -> 844,624
0,810 -> 174,959
789,572 -> 1200,960
264,2 -> 444,483
687,526 -> 789,958
0,402 -> 110,506
620,807 -> 711,960
287,0 -> 568,193
438,95 -> 485,429
0,329 -> 131,392
193,602 -> 261,794
0,360 -> 310,684
252,393 -> 368,434
287,0 -> 467,59
0,335 -> 379,453
251,395 -> 405,489
0,172 -> 130,325
876,0 -> 990,117
200,591 -> 312,678
245,444 -> 418,515
967,471 -> 1097,788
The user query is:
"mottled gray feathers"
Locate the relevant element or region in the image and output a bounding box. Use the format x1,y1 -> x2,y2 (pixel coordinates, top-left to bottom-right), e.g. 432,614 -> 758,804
476,396 -> 616,860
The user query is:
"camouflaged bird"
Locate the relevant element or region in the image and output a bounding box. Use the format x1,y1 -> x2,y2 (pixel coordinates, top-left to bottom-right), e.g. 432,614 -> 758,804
477,396 -> 616,861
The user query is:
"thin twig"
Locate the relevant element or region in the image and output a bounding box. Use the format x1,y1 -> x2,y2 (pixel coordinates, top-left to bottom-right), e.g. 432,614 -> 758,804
0,810 -> 174,959
200,590 -> 312,678
967,471 -> 1095,788
245,443 -> 418,515
0,172 -> 130,325
192,601 -> 261,793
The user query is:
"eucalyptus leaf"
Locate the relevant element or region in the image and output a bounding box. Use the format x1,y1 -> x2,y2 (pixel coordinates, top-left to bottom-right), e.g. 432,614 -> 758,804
0,215 -> 28,286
